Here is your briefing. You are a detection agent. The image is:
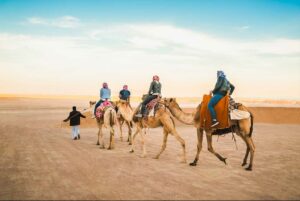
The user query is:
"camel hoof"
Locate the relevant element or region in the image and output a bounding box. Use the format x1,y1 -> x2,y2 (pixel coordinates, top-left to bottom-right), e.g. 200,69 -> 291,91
189,162 -> 197,166
100,146 -> 105,149
222,158 -> 227,165
245,165 -> 252,171
96,142 -> 100,145
242,162 -> 247,166
153,156 -> 159,159
129,150 -> 134,153
128,142 -> 132,145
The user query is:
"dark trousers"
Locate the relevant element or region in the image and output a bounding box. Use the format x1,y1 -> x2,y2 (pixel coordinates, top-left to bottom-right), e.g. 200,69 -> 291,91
141,95 -> 158,116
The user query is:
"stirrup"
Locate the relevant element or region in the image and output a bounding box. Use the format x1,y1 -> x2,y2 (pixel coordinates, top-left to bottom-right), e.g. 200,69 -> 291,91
211,121 -> 219,128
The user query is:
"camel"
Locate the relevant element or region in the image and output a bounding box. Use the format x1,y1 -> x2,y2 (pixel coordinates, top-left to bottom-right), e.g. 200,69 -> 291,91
127,102 -> 187,163
90,100 -> 133,143
163,97 -> 255,171
115,100 -> 133,144
89,101 -> 120,149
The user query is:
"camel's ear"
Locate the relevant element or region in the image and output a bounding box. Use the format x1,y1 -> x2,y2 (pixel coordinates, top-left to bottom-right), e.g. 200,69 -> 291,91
170,98 -> 173,102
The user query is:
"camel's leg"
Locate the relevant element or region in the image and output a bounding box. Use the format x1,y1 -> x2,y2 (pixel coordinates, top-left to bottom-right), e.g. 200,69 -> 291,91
245,136 -> 255,171
117,118 -> 123,142
96,126 -> 100,145
190,128 -> 204,166
154,129 -> 169,159
171,129 -> 186,163
99,125 -> 105,149
239,135 -> 250,166
140,128 -> 147,158
108,127 -> 115,150
119,121 -> 123,142
206,132 -> 227,164
129,127 -> 140,153
127,121 -> 132,145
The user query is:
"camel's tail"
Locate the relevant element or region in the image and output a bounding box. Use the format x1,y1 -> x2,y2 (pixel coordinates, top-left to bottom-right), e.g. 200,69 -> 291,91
109,110 -> 115,127
249,112 -> 254,137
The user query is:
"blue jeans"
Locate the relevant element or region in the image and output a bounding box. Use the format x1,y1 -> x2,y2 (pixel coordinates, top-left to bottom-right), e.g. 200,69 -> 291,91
208,94 -> 224,121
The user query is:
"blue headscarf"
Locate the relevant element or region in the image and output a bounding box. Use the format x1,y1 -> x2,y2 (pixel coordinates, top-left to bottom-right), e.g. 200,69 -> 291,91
217,70 -> 226,79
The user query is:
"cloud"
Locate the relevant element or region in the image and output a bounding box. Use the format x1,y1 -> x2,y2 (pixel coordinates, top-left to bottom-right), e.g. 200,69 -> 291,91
88,24 -> 300,56
1,23 -> 300,98
27,17 -> 47,25
26,16 -> 81,28
236,25 -> 250,31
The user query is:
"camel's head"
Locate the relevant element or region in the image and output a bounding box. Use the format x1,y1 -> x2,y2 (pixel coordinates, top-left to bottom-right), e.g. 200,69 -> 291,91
89,101 -> 96,108
163,98 -> 176,107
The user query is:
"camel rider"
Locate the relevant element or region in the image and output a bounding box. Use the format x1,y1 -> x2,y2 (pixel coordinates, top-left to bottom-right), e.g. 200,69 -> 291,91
94,82 -> 111,116
208,70 -> 235,127
136,75 -> 162,118
119,85 -> 131,102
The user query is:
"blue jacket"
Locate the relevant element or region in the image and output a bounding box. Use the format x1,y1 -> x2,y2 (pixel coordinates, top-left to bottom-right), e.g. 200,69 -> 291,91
100,88 -> 111,100
212,77 -> 235,96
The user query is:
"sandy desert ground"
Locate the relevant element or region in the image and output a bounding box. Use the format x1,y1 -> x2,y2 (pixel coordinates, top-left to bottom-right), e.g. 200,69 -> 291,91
0,97 -> 300,200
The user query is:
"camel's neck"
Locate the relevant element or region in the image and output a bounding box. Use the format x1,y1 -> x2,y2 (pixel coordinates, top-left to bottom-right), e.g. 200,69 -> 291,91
167,102 -> 195,125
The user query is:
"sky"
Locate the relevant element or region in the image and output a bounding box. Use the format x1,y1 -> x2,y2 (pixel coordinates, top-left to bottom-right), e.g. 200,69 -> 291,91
0,0 -> 300,100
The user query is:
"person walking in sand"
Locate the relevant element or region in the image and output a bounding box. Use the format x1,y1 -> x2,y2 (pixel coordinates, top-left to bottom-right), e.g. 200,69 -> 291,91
63,106 -> 86,140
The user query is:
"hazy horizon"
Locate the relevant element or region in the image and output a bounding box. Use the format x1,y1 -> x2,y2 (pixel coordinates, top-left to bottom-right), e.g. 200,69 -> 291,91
1,0 -> 299,100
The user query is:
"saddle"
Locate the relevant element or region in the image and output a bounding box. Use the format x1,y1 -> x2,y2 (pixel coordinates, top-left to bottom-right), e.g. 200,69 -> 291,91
200,94 -> 230,130
96,101 -> 113,119
139,95 -> 161,117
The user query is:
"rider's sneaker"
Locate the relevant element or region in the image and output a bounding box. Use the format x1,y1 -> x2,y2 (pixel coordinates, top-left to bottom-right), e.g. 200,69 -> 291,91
211,119 -> 219,128
135,114 -> 142,118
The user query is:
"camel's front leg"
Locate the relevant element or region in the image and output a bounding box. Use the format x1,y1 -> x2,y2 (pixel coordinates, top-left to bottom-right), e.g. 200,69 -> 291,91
190,128 -> 204,166
171,129 -> 186,163
206,132 -> 227,164
117,118 -> 123,142
140,128 -> 147,158
108,127 -> 115,150
154,129 -> 168,159
129,127 -> 140,153
127,121 -> 132,145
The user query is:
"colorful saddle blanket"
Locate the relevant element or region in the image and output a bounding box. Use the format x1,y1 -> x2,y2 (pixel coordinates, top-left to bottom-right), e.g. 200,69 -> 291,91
146,97 -> 160,111
200,94 -> 230,129
96,101 -> 113,119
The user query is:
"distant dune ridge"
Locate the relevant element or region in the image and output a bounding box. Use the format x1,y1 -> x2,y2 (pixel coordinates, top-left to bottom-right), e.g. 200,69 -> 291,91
0,95 -> 299,127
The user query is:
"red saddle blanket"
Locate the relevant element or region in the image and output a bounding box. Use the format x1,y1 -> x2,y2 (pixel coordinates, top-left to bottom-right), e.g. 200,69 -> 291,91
96,101 -> 113,119
200,94 -> 230,129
